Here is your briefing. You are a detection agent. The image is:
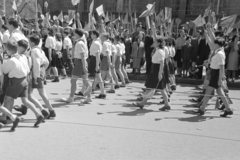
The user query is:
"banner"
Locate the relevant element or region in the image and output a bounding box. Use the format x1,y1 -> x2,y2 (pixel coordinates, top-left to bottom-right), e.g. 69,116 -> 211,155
165,7 -> 172,23
89,0 -> 94,16
116,0 -> 123,12
96,5 -> 104,16
72,0 -> 80,6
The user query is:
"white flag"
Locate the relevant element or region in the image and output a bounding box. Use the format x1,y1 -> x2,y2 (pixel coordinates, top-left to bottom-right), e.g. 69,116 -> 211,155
89,0 -> 94,16
96,5 -> 104,16
12,0 -> 17,11
72,0 -> 80,6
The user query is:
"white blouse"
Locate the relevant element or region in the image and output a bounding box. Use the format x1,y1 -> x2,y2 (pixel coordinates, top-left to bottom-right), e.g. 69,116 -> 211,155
90,39 -> 102,56
102,40 -> 112,56
152,48 -> 165,64
210,48 -> 225,69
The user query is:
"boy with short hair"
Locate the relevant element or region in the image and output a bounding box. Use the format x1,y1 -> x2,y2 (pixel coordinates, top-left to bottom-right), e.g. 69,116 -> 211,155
0,40 -> 44,130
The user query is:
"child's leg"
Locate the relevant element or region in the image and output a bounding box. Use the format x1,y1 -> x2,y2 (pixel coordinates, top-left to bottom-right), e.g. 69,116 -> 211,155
21,97 -> 42,118
37,88 -> 54,111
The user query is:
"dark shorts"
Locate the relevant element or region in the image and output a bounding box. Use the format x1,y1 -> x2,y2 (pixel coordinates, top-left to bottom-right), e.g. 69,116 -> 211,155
5,77 -> 28,99
168,58 -> 175,75
32,77 -> 44,89
209,69 -> 220,89
100,56 -> 110,71
72,59 -> 87,78
88,56 -> 97,76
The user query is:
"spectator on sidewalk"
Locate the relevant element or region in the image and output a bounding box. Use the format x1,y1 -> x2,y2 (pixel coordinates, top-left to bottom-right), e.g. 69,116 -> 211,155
181,36 -> 193,77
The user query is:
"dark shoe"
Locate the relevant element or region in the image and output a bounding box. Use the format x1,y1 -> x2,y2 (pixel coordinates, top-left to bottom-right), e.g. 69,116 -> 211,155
41,109 -> 50,119
51,78 -> 59,82
193,109 -> 205,115
220,110 -> 233,117
11,117 -> 20,131
159,106 -> 171,111
107,89 -> 115,93
95,94 -> 106,99
218,104 -> 225,111
34,115 -> 44,127
0,123 -> 4,129
75,91 -> 84,96
120,84 -> 126,87
171,85 -> 176,91
44,80 -> 47,85
48,110 -> 56,119
189,99 -> 200,103
115,85 -> 120,89
137,97 -> 144,101
14,105 -> 28,115
132,102 -> 144,109
159,99 -> 170,104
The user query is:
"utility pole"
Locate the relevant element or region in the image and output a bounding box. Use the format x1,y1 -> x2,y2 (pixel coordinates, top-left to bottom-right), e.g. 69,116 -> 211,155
216,0 -> 220,15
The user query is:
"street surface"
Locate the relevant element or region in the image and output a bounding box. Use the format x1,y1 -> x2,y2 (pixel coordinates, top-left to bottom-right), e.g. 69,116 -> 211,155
0,78 -> 240,160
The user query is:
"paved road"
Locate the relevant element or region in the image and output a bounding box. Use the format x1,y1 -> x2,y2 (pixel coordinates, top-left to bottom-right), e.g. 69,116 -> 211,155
0,78 -> 240,160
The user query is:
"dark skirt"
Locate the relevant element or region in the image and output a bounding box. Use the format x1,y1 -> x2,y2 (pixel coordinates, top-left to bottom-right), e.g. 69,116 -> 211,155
174,49 -> 182,68
100,56 -> 110,71
145,63 -> 166,90
51,50 -> 57,67
168,58 -> 175,75
88,56 -> 97,76
164,60 -> 170,84
209,69 -> 220,89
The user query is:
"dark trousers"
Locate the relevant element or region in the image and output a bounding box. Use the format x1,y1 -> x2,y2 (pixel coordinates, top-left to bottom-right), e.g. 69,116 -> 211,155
197,60 -> 204,79
146,56 -> 152,74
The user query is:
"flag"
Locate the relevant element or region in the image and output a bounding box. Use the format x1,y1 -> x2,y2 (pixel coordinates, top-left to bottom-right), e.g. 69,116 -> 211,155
58,11 -> 63,22
146,16 -> 150,29
44,1 -> 49,8
37,3 -> 42,14
214,19 -> 219,30
233,20 -> 240,29
146,2 -> 155,16
16,0 -> 22,6
105,12 -> 110,23
12,0 -> 17,12
123,12 -> 129,24
68,10 -> 75,24
220,14 -> 237,28
116,0 -> 123,12
128,0 -> 132,12
165,7 -> 172,23
204,4 -> 211,17
89,0 -> 94,16
96,5 -> 104,16
134,12 -> 138,25
139,10 -> 149,18
72,0 -> 80,6
192,15 -> 205,27
168,18 -> 174,33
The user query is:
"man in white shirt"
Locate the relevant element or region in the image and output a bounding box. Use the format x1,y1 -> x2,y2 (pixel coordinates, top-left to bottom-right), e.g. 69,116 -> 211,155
62,29 -> 74,74
0,41 -> 44,131
7,18 -> 28,43
61,29 -> 92,105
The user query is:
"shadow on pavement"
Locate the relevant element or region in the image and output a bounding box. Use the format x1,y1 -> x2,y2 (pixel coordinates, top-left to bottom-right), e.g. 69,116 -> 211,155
108,108 -> 159,116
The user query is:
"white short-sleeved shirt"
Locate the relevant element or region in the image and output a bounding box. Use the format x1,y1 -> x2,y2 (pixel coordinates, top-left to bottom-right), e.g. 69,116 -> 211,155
115,44 -> 122,56
2,54 -> 30,78
164,46 -> 170,59
2,30 -> 10,43
169,46 -> 176,58
9,29 -> 28,43
45,36 -> 56,49
90,39 -> 102,56
210,48 -> 225,69
63,36 -> 73,49
74,39 -> 88,59
120,43 -> 125,54
111,44 -> 117,54
152,48 -> 165,64
55,41 -> 63,51
102,40 -> 112,56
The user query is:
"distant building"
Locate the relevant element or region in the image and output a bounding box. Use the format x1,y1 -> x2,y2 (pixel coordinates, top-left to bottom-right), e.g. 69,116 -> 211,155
35,0 -> 240,24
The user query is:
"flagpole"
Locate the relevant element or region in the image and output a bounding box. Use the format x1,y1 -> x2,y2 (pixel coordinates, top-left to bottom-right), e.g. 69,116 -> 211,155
3,0 -> 5,16
36,0 -> 39,30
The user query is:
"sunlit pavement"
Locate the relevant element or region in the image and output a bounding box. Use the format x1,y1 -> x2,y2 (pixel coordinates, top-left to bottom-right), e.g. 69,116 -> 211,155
1,78 -> 240,160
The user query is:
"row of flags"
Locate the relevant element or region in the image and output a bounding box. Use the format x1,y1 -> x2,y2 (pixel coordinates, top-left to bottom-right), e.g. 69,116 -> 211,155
11,0 -> 240,33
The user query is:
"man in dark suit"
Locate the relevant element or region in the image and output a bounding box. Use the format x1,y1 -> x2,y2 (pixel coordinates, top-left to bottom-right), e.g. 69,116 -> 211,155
196,31 -> 211,79
191,30 -> 202,62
